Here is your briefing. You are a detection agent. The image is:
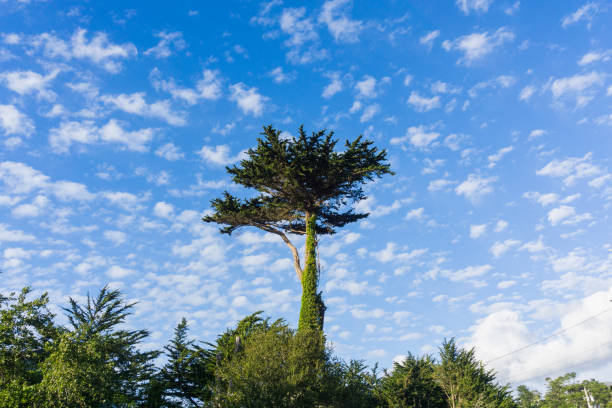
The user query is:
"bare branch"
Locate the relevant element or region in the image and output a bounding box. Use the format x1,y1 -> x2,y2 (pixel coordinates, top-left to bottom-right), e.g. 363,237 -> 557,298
258,224 -> 303,281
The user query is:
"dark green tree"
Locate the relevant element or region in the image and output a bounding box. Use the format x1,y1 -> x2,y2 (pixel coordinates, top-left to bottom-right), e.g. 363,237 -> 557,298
378,353 -> 446,408
435,338 -> 516,408
0,287 -> 57,407
37,286 -> 159,407
160,318 -> 214,407
203,125 -> 393,331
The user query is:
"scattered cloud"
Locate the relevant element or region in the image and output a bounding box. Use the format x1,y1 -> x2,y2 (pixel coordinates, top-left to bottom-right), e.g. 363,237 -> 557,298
390,125 -> 440,149
419,30 -> 440,49
407,91 -> 441,112
561,2 -> 600,29
229,83 -> 267,116
442,27 -> 514,65
318,0 -> 362,43
455,174 -> 497,204
456,0 -> 494,14
198,145 -> 245,166
144,31 -> 186,58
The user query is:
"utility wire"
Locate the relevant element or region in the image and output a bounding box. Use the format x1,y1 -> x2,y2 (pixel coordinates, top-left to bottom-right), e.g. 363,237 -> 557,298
497,338 -> 612,384
485,306 -> 612,365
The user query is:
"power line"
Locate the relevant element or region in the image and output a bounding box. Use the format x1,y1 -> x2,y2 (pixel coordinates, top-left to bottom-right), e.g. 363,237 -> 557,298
497,338 -> 612,384
485,306 -> 612,365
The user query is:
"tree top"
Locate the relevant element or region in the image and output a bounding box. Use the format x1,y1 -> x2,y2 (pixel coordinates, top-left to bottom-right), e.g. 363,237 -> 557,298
203,125 -> 394,236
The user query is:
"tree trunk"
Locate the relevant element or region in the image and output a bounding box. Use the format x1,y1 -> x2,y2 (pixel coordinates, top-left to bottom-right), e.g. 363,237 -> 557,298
297,213 -> 325,332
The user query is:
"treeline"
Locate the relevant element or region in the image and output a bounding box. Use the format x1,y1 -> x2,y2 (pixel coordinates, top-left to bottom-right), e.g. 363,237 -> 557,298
1,286 -> 610,407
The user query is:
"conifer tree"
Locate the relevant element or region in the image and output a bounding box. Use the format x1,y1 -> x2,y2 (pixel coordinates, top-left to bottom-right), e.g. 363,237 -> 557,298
203,125 -> 393,331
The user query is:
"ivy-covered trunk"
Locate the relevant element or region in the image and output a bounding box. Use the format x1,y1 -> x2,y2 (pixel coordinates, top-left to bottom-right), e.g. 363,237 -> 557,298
297,213 -> 325,332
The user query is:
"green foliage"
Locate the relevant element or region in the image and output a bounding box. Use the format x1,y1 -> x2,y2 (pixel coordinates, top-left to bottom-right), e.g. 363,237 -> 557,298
159,318 -> 214,407
203,125 -> 393,236
378,354 -> 446,408
516,385 -> 542,408
203,125 -> 394,331
327,359 -> 382,408
435,338 -> 516,408
37,286 -> 159,407
0,287 -> 57,408
531,372 -> 612,408
298,213 -> 326,331
5,283 -> 612,408
216,326 -> 328,407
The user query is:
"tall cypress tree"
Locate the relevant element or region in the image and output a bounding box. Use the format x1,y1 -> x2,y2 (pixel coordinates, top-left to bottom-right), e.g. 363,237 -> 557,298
203,125 -> 393,331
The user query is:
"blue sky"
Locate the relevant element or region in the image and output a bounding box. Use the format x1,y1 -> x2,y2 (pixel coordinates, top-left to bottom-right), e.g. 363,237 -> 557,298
1,0 -> 611,387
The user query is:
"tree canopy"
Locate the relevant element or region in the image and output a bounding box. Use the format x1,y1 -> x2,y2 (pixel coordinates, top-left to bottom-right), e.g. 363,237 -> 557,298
203,125 -> 393,330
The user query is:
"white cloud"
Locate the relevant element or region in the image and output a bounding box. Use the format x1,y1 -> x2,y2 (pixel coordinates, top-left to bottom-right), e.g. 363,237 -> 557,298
99,120 -> 155,152
523,191 -> 559,206
390,125 -> 440,149
419,30 -> 440,49
442,27 -> 514,65
0,104 -> 34,137
104,230 -> 127,245
470,224 -> 487,239
468,288 -> 612,384
150,68 -> 223,104
0,224 -> 35,242
0,69 -> 59,100
153,201 -> 174,218
322,72 -> 342,98
52,181 -> 95,201
360,104 -> 380,123
229,83 -> 267,116
494,220 -> 508,232
355,75 -> 378,98
0,161 -> 49,194
445,264 -> 492,281
12,195 -> 48,218
431,81 -> 461,94
371,242 -> 427,263
497,280 -> 516,289
155,143 -> 184,161
456,0 -> 494,14
144,31 -> 186,58
578,50 -> 612,66
49,120 -> 154,153
519,85 -> 536,101
536,152 -> 602,186
504,1 -> 520,15
198,145 -> 245,166
70,29 -> 137,72
428,179 -> 454,192
318,0 -> 362,43
520,237 -> 546,253
528,129 -> 547,140
269,66 -> 295,84
588,174 -> 611,188
101,92 -> 186,126
487,145 -> 513,168
549,71 -> 604,108
49,121 -> 98,153
469,75 -> 516,98
561,2 -> 599,28
547,205 -> 575,226
106,265 -> 136,278
405,207 -> 425,221
279,7 -> 326,64
407,91 -> 441,112
455,174 -> 497,204
490,239 -> 520,258
326,279 -> 380,296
